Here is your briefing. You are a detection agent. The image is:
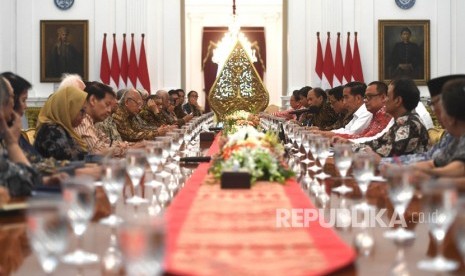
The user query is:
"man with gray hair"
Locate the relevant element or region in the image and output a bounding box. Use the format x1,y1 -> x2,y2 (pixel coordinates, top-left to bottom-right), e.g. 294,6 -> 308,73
57,73 -> 85,91
112,88 -> 170,142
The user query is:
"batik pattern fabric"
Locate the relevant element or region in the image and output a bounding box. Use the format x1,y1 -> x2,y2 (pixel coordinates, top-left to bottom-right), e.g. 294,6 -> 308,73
323,112 -> 354,131
182,103 -> 202,117
112,105 -> 161,142
380,132 -> 454,165
74,114 -> 127,157
95,116 -> 123,143
0,141 -> 41,197
18,135 -> 42,164
174,105 -> 188,119
162,109 -> 185,127
310,102 -> 338,130
360,111 -> 429,158
139,107 -> 164,127
34,123 -> 87,161
433,135 -> 465,167
337,106 -> 392,140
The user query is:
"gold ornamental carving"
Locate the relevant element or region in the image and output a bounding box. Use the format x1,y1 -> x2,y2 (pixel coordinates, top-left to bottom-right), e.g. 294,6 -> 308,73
208,41 -> 269,122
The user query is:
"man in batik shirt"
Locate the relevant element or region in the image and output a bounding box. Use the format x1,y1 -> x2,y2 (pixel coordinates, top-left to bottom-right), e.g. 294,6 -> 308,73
113,89 -> 170,142
170,89 -> 189,120
139,94 -> 165,127
95,97 -> 123,144
380,75 -> 465,165
323,86 -> 353,131
75,82 -> 132,157
355,78 -> 429,157
157,90 -> 192,127
306,87 -> 338,129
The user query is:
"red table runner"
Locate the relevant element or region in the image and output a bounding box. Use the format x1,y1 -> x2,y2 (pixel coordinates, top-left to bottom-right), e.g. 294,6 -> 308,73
165,136 -> 355,275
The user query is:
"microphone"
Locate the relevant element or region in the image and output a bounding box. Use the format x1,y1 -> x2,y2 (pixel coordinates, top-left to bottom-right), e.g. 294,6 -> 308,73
288,106 -> 320,116
179,156 -> 212,163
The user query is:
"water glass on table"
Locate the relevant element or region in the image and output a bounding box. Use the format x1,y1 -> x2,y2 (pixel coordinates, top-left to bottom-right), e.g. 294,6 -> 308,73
118,214 -> 166,276
126,149 -> 149,205
383,165 -> 415,241
100,158 -> 126,226
332,143 -> 354,194
26,196 -> 68,274
417,179 -> 459,272
61,176 -> 99,265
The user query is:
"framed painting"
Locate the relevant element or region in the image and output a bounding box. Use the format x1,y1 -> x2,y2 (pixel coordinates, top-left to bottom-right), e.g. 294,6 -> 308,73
378,20 -> 430,85
40,20 -> 88,82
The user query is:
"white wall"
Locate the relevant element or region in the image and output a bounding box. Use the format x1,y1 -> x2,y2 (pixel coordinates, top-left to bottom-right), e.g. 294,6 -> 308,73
0,0 -> 181,99
1,0 -> 464,105
287,0 -> 465,98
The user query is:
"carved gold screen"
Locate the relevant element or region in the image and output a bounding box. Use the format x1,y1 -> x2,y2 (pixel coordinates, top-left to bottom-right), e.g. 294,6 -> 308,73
208,41 -> 269,122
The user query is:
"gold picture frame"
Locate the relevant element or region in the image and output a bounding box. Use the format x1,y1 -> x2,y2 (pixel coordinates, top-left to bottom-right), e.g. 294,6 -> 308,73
40,20 -> 88,82
378,20 -> 430,85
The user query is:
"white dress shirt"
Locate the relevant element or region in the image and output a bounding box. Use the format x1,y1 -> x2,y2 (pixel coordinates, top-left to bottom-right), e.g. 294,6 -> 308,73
415,101 -> 434,130
332,103 -> 372,135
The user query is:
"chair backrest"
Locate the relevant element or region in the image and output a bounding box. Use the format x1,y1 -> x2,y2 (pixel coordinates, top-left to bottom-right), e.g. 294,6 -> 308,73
428,127 -> 445,146
21,128 -> 36,145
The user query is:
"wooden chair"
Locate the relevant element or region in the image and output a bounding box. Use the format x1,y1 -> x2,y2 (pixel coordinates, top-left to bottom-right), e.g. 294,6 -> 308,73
21,128 -> 36,145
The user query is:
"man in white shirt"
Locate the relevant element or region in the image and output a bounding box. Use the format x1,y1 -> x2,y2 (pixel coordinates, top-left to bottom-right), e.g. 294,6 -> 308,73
314,82 -> 372,138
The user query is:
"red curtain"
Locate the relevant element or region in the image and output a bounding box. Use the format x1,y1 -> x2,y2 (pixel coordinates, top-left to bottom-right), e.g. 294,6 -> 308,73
201,27 -> 266,112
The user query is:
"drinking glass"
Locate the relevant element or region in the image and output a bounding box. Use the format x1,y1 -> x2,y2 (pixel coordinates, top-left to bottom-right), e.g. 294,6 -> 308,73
101,228 -> 123,275
119,214 -> 166,276
100,158 -> 127,226
314,136 -> 331,179
332,143 -> 353,194
155,136 -> 172,168
383,166 -> 415,241
61,176 -> 99,265
455,197 -> 465,265
417,179 -> 458,272
352,152 -> 375,210
126,149 -> 149,205
27,196 -> 68,274
301,131 -> 316,164
146,141 -> 163,175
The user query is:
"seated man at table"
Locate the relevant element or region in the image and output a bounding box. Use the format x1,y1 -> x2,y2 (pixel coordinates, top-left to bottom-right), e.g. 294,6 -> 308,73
323,86 -> 353,131
270,90 -> 301,120
75,81 -> 143,157
305,87 -> 338,129
297,86 -> 312,125
157,90 -> 192,127
313,82 -> 372,137
139,94 -> 167,127
340,78 -> 429,157
333,81 -> 393,143
411,77 -> 465,178
113,88 -> 170,142
380,75 -> 465,165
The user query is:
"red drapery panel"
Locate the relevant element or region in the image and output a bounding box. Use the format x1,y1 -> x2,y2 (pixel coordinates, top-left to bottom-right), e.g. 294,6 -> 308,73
201,27 -> 266,112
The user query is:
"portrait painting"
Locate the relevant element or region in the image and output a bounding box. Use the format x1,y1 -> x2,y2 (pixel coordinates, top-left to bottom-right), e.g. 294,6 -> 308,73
378,20 -> 430,85
40,20 -> 88,82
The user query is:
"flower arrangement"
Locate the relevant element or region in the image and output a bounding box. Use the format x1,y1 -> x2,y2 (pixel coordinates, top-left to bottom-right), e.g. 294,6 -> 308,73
223,110 -> 260,135
209,126 -> 294,184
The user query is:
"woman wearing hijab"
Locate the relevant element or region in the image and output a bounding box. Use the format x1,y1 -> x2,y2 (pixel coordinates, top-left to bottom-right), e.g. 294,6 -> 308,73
0,77 -> 42,197
34,86 -> 88,161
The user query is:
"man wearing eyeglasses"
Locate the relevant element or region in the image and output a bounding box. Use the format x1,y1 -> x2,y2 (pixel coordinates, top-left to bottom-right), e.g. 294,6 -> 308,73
157,90 -> 192,127
113,88 -> 170,142
332,81 -> 393,143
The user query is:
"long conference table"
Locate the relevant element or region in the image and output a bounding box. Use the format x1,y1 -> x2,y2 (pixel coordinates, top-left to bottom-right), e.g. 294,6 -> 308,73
1,136 -> 465,275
